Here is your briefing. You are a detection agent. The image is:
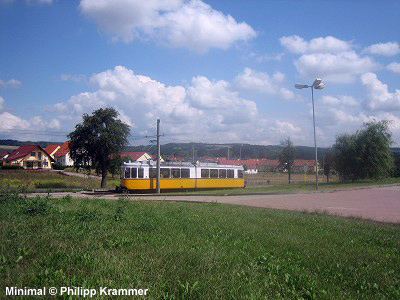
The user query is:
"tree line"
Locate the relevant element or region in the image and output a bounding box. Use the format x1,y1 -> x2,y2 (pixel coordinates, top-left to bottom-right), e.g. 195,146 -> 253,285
279,120 -> 399,183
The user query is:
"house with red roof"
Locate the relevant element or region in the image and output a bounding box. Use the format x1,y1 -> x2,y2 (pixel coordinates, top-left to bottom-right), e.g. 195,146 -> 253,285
292,160 -> 317,173
54,141 -> 74,166
217,158 -> 280,173
44,144 -> 61,158
0,151 -> 10,165
120,152 -> 152,162
150,154 -> 165,162
5,145 -> 54,169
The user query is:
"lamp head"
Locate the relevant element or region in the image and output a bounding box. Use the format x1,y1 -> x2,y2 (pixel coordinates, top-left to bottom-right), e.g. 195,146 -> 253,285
312,78 -> 322,88
295,83 -> 308,89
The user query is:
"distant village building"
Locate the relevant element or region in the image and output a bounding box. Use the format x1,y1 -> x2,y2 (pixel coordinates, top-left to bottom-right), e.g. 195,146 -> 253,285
292,160 -> 316,173
54,142 -> 74,166
5,145 -> 54,169
217,157 -> 317,173
121,152 -> 164,162
44,144 -> 61,159
166,155 -> 186,162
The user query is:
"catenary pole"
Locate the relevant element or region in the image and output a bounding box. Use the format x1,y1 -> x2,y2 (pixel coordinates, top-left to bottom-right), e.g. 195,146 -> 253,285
156,119 -> 161,194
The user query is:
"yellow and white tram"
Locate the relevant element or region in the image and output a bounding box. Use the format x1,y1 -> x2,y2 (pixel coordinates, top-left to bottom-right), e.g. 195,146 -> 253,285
120,161 -> 245,192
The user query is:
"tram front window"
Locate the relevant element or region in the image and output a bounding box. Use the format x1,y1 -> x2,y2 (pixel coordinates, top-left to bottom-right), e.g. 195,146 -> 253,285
131,168 -> 137,178
124,167 -> 131,178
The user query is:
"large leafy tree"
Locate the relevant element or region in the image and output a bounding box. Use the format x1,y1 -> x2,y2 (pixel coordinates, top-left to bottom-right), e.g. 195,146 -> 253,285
333,120 -> 394,181
68,107 -> 130,188
279,137 -> 295,184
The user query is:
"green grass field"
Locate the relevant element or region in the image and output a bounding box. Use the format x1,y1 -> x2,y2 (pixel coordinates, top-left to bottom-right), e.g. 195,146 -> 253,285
1,192 -> 399,299
0,170 -> 120,191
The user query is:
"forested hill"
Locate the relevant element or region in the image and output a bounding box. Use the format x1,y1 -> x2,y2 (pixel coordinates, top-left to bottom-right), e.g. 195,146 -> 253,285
0,139 -> 62,150
125,143 -> 331,160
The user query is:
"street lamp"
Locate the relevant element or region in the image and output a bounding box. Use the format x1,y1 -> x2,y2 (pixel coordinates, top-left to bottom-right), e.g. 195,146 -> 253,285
295,78 -> 325,190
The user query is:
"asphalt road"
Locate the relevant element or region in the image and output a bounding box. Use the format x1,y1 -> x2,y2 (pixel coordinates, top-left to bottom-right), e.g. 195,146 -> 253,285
28,185 -> 400,223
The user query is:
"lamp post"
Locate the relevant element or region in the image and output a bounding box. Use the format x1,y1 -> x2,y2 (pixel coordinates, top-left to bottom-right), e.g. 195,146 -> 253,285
295,78 -> 325,190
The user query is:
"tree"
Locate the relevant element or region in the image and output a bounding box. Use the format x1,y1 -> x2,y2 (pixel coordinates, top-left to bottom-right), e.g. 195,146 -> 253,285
68,107 -> 130,188
392,151 -> 400,178
333,120 -> 394,181
321,149 -> 335,182
279,137 -> 295,184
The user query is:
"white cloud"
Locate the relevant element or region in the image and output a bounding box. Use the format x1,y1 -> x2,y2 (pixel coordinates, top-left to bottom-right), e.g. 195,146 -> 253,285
295,51 -> 378,83
0,78 -> 21,88
46,66 -> 266,143
317,104 -> 400,144
234,68 -> 294,100
267,120 -> 305,143
280,35 -> 352,54
79,0 -> 256,53
270,120 -> 301,134
0,112 -> 30,130
0,96 -> 4,111
364,42 -> 400,56
321,95 -> 360,107
361,72 -> 400,111
280,35 -> 379,84
387,62 -> 400,74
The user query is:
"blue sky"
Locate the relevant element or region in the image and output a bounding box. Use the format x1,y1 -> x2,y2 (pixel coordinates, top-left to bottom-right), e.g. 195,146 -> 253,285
1,0 -> 399,147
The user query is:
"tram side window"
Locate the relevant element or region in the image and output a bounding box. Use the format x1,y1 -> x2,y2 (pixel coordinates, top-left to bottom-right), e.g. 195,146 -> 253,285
219,169 -> 227,178
227,169 -> 234,178
181,168 -> 190,178
161,168 -> 170,178
124,167 -> 131,178
131,168 -> 137,178
121,168 -> 124,179
201,169 -> 209,178
210,169 -> 218,178
149,168 -> 157,178
171,168 -> 181,178
238,170 -> 244,178
138,168 -> 144,178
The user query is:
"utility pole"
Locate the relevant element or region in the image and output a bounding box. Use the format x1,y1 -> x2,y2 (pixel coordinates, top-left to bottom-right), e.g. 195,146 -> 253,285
239,144 -> 243,160
227,146 -> 230,160
156,119 -> 161,194
192,146 -> 195,163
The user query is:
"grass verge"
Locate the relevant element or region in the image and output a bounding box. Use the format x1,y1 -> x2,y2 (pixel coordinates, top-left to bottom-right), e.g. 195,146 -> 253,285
1,193 -> 399,299
0,170 -> 119,191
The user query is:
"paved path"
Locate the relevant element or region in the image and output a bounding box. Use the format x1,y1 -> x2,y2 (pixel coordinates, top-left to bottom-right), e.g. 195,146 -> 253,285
28,185 -> 400,223
51,170 -> 101,179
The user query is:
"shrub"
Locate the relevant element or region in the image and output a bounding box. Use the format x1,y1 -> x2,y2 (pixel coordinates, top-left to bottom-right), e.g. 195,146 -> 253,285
52,163 -> 66,170
0,178 -> 23,190
34,180 -> 67,189
1,165 -> 24,170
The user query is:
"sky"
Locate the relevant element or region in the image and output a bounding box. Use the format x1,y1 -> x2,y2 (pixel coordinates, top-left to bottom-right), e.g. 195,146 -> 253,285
0,0 -> 399,147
